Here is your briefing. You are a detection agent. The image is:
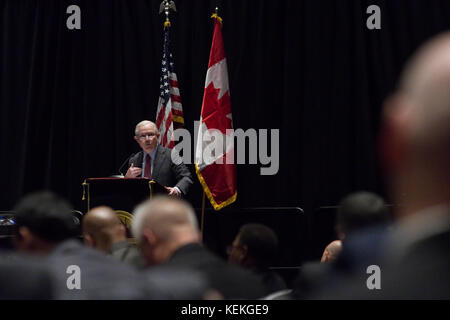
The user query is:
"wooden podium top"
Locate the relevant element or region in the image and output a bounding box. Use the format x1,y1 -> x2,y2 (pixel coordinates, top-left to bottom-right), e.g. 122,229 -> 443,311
85,177 -> 150,182
83,177 -> 167,191
82,177 -> 168,213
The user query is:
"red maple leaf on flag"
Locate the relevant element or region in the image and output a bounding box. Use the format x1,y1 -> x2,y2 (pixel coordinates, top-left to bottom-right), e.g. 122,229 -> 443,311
202,82 -> 232,135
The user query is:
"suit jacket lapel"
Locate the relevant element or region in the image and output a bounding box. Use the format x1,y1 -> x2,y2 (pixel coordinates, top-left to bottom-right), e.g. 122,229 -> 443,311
136,152 -> 144,168
129,152 -> 144,168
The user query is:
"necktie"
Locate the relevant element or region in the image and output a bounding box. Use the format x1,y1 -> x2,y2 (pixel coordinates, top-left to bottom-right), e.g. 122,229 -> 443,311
144,154 -> 151,179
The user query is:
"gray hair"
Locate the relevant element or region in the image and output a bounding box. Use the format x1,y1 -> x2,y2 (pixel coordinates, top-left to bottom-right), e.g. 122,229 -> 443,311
134,120 -> 157,136
131,196 -> 199,244
130,201 -> 149,244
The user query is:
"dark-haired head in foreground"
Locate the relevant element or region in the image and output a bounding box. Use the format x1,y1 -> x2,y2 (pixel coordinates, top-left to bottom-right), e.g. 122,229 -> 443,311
228,223 -> 287,294
299,192 -> 390,298
336,191 -> 390,240
228,223 -> 279,268
13,191 -> 78,255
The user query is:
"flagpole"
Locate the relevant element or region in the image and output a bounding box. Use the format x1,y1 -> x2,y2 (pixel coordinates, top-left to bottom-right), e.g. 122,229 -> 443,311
211,6 -> 222,24
200,191 -> 206,242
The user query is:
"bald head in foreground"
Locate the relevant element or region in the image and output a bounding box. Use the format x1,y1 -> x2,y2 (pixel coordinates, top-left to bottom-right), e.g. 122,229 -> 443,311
320,240 -> 343,264
83,206 -> 145,268
377,33 -> 450,299
131,197 -> 200,266
132,196 -> 266,299
83,206 -> 126,252
381,33 -> 450,219
320,33 -> 450,299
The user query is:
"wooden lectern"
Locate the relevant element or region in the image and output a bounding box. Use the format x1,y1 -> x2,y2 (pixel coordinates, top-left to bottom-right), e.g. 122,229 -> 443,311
81,178 -> 168,237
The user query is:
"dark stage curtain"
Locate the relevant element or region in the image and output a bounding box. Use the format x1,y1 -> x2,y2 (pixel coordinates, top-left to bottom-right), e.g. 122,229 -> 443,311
1,1 -> 450,225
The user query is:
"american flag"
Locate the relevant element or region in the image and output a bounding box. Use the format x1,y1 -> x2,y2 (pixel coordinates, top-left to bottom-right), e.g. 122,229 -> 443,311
156,27 -> 184,149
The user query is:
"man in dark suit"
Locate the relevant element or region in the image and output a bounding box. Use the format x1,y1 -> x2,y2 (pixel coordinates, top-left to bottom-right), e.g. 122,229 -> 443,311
132,196 -> 267,299
125,120 -> 193,197
372,32 -> 450,299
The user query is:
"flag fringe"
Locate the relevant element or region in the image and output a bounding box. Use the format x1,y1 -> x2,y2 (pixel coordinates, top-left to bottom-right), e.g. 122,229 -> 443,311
195,163 -> 237,211
172,115 -> 184,124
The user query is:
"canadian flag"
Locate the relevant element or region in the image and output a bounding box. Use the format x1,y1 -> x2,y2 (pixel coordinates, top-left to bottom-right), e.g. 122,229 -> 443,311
195,15 -> 237,210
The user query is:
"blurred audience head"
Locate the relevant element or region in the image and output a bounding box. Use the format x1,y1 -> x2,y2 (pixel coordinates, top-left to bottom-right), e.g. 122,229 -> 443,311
131,196 -> 200,266
320,240 -> 342,263
82,206 -> 126,253
13,191 -> 77,255
336,191 -> 390,239
228,223 -> 279,268
381,32 -> 450,218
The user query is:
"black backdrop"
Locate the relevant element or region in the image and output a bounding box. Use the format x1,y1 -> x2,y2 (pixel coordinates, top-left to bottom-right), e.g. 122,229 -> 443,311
2,0 -> 450,259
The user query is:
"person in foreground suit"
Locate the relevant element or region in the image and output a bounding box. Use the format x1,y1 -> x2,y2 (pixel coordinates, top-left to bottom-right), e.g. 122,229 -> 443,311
330,191 -> 390,272
228,223 -> 287,295
12,191 -> 169,299
0,252 -> 54,299
317,33 -> 450,299
374,32 -> 450,299
125,120 -> 193,197
131,196 -> 267,299
294,192 -> 390,299
82,206 -> 145,269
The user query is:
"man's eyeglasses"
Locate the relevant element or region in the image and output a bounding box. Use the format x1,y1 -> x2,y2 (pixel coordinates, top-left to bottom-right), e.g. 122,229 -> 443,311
138,133 -> 157,140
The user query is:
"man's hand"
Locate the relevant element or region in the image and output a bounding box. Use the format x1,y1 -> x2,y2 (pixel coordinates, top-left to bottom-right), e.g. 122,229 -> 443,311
125,163 -> 142,178
165,186 -> 181,197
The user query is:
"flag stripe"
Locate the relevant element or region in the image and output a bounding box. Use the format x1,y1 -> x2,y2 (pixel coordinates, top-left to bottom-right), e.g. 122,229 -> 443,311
172,101 -> 183,111
170,96 -> 182,105
172,109 -> 184,117
156,104 -> 166,129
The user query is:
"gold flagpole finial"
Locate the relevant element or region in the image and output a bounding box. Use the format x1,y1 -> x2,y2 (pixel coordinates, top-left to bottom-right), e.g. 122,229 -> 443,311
211,6 -> 223,24
164,17 -> 171,29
